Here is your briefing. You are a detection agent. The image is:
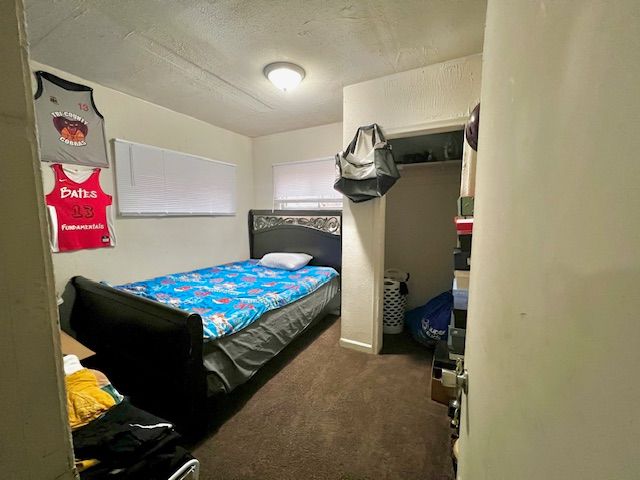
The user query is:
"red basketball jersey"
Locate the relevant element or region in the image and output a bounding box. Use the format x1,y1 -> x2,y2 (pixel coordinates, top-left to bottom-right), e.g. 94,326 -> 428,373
46,163 -> 115,252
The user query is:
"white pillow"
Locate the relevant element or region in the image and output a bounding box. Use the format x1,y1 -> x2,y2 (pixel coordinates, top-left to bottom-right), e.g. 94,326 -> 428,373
258,252 -> 313,271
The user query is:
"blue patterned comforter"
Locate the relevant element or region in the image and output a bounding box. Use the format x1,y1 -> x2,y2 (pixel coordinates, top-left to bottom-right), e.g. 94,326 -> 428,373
116,260 -> 338,340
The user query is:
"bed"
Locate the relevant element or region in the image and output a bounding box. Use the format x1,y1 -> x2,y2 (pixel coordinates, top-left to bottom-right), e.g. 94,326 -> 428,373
61,210 -> 341,436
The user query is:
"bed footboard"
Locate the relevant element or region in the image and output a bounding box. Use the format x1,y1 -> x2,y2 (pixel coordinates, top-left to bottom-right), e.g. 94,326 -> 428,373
68,276 -> 208,436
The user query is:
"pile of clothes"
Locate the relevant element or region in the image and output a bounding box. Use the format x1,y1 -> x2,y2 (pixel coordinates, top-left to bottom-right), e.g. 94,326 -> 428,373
64,355 -> 193,479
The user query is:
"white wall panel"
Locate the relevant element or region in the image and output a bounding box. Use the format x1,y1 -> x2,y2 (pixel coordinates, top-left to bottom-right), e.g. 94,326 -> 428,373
458,2 -> 640,478
0,2 -> 75,477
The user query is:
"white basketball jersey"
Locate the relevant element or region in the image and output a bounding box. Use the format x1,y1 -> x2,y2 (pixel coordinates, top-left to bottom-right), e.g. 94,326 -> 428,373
34,71 -> 109,168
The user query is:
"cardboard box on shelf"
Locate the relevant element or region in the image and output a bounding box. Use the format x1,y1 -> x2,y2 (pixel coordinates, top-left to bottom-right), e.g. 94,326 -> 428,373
431,374 -> 457,405
458,234 -> 472,252
454,248 -> 471,270
453,309 -> 467,328
458,196 -> 474,217
454,270 -> 470,290
454,217 -> 474,235
449,327 -> 466,355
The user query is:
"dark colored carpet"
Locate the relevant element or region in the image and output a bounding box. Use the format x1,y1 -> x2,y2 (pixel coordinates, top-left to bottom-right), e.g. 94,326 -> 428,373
192,316 -> 453,480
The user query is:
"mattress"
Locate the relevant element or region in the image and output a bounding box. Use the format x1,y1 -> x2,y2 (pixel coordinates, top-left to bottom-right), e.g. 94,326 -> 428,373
116,260 -> 339,340
203,276 -> 340,394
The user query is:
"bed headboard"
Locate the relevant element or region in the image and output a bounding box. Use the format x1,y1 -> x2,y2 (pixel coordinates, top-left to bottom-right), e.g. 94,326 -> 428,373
249,210 -> 342,272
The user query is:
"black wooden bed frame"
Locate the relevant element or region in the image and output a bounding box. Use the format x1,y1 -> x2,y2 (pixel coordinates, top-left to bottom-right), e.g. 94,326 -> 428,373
63,210 -> 341,436
249,209 -> 342,272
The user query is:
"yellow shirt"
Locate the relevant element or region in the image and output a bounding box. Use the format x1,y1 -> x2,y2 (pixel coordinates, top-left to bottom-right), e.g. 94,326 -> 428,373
66,369 -> 116,430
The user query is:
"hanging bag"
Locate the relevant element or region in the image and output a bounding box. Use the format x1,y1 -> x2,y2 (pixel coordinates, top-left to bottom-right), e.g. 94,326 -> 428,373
334,123 -> 400,203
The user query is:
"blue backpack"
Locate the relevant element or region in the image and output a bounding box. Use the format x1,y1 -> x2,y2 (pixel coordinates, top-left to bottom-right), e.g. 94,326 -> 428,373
405,291 -> 453,347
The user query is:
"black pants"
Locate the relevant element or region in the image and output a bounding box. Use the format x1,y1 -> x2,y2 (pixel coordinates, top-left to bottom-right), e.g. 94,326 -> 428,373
73,400 -> 193,479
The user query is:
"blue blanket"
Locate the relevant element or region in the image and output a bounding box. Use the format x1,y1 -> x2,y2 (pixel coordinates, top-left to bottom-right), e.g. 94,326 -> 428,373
117,260 -> 338,340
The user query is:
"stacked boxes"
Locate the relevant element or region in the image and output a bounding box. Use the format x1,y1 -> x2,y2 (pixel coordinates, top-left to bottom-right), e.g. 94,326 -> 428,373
432,219 -> 473,405
430,111 -> 478,410
450,155 -> 475,357
431,139 -> 475,406
450,219 -> 472,356
444,108 -> 479,464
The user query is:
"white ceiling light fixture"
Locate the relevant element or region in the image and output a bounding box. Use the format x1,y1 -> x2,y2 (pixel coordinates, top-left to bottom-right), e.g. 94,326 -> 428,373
264,62 -> 305,92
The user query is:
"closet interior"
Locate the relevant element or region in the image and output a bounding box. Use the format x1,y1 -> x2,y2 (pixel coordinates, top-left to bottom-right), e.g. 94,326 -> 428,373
385,130 -> 464,310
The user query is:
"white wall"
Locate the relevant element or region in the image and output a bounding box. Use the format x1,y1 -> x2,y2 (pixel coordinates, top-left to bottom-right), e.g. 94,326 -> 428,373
341,55 -> 482,353
0,1 -> 75,478
458,1 -> 640,479
32,62 -> 254,293
252,122 -> 343,209
385,164 -> 460,309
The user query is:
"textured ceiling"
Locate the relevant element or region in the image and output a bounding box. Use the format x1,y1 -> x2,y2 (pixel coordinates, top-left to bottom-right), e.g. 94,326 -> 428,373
25,0 -> 486,137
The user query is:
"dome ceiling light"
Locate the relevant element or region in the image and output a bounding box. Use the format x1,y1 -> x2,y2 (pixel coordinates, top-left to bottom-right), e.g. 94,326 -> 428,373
263,62 -> 305,92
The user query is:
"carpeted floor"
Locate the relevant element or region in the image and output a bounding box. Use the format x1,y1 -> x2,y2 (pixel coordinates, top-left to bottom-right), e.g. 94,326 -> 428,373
191,316 -> 453,480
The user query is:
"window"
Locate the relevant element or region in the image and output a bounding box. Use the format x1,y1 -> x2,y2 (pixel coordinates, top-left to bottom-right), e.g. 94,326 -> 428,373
273,157 -> 342,210
113,139 -> 236,216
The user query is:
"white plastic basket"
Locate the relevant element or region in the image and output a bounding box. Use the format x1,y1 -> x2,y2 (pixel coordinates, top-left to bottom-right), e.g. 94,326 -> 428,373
384,268 -> 410,283
383,278 -> 407,334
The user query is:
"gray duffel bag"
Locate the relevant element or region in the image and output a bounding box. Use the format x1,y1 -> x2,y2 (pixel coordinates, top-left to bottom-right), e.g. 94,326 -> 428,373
334,123 -> 400,203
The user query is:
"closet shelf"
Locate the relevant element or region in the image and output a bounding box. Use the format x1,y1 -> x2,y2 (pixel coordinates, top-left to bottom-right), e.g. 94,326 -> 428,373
396,159 -> 462,170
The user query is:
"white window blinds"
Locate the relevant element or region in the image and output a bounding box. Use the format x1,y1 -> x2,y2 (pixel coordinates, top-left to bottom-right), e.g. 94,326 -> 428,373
114,139 -> 236,216
273,158 -> 342,210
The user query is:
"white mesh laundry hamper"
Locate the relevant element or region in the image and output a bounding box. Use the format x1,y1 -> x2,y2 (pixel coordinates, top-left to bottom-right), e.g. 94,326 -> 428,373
383,278 -> 407,334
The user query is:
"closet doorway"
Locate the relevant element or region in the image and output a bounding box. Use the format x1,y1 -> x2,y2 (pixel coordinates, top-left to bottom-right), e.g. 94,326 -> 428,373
385,129 -> 463,313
